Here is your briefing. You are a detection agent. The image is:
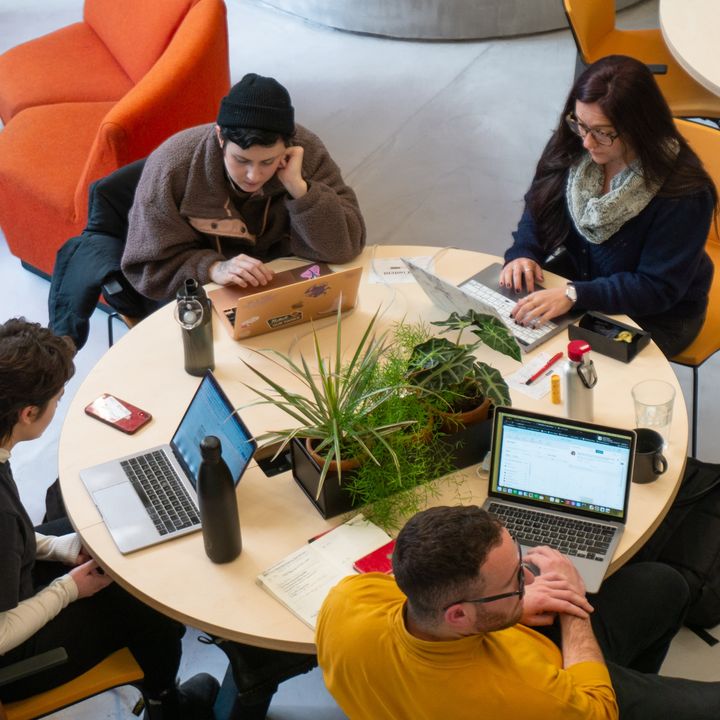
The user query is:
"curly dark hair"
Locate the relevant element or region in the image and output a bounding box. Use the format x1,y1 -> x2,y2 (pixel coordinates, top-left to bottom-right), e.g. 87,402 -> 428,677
393,506 -> 503,623
0,318 -> 75,443
528,55 -> 717,252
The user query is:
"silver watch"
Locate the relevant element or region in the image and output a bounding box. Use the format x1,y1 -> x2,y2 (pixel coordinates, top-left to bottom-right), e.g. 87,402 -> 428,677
565,283 -> 577,303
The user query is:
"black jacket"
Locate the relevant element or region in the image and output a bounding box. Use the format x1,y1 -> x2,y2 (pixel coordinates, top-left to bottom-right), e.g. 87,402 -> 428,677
48,159 -> 162,349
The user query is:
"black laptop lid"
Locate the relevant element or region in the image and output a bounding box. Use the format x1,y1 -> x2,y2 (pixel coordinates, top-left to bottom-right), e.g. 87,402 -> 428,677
170,371 -> 257,488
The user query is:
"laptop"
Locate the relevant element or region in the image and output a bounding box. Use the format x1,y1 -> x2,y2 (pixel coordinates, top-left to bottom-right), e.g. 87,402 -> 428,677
402,258 -> 582,352
483,406 -> 636,592
209,262 -> 363,340
81,371 -> 257,554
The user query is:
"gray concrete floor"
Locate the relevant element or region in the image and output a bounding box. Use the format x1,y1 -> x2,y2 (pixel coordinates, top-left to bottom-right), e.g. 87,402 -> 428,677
1,0 -> 719,716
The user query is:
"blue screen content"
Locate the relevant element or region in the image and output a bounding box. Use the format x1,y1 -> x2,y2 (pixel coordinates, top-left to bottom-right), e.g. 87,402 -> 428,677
171,375 -> 255,488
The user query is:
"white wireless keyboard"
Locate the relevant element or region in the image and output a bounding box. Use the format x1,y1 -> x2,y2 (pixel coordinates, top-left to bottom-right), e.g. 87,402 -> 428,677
461,279 -> 557,345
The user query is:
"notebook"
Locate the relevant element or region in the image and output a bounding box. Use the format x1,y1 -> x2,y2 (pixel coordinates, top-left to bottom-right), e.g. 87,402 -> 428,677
483,406 -> 636,592
402,258 -> 582,352
256,514 -> 392,629
80,371 -> 257,554
209,262 -> 363,340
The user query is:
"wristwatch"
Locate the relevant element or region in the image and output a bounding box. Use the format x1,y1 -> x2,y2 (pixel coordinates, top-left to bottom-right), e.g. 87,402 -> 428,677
565,283 -> 577,304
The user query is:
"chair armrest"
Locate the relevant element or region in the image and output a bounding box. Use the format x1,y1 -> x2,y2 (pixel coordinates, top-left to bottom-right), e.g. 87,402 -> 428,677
0,648 -> 68,687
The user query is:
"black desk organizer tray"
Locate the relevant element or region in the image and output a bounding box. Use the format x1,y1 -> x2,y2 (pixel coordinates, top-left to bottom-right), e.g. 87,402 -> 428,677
568,311 -> 651,363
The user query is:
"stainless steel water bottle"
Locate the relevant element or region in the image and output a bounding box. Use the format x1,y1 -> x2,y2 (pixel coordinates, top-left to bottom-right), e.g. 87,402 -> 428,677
560,340 -> 597,422
197,435 -> 241,563
175,278 -> 214,377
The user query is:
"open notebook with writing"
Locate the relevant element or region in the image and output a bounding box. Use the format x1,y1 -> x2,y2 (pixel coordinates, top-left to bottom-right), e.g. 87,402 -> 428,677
256,515 -> 391,629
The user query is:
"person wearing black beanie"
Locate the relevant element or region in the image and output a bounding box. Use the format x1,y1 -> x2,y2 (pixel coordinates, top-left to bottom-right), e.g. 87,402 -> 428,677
121,73 -> 366,302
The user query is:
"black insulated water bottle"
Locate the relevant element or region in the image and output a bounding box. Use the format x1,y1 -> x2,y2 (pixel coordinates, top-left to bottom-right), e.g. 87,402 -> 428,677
197,435 -> 242,563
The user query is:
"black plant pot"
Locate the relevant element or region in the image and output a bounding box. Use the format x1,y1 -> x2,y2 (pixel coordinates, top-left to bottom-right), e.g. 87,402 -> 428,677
439,418 -> 493,470
290,438 -> 360,519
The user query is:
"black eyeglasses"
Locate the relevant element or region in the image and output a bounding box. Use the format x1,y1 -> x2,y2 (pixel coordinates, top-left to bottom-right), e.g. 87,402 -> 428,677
442,541 -> 526,610
565,113 -> 619,147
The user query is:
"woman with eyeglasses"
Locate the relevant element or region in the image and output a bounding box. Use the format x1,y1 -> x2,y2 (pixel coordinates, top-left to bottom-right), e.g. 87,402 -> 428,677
501,54 -> 717,357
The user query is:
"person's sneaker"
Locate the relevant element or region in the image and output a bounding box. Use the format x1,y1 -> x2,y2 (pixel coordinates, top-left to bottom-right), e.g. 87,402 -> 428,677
177,673 -> 220,720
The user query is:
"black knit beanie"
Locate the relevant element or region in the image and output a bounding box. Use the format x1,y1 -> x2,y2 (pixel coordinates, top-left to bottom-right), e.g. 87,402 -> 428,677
216,73 -> 295,135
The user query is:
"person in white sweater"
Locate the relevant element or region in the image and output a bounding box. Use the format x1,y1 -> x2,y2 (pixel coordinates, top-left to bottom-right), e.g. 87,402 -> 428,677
0,318 -> 218,719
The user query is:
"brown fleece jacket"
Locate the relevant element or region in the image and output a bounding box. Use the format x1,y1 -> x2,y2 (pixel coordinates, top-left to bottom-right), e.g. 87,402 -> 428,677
122,123 -> 366,301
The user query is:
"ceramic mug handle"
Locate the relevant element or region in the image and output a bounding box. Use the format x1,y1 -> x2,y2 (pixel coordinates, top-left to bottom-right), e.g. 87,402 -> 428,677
653,452 -> 668,475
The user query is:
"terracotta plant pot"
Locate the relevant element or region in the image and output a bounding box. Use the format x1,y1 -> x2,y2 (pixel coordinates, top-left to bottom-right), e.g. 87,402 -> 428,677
305,437 -> 362,474
437,395 -> 492,433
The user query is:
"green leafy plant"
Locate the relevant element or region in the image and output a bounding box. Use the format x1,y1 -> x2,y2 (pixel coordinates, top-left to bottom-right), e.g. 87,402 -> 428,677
340,320 -> 456,529
406,309 -> 521,411
238,307 -> 416,498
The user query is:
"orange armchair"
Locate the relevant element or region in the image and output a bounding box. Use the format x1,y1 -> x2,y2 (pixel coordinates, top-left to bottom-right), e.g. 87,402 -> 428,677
0,0 -> 230,277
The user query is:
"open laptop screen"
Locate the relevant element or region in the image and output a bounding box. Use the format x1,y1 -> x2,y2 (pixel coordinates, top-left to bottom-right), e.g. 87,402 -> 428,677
171,372 -> 256,488
488,407 -> 635,522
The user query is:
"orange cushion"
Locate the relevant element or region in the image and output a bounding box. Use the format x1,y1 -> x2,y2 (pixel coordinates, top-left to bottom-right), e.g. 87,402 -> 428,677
0,23 -> 132,123
84,0 -> 197,83
0,102 -> 113,274
587,29 -> 720,118
672,238 -> 720,367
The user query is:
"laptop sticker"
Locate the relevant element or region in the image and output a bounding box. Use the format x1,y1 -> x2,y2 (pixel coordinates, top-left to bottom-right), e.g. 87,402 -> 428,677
304,282 -> 330,298
300,264 -> 322,280
267,312 -> 303,329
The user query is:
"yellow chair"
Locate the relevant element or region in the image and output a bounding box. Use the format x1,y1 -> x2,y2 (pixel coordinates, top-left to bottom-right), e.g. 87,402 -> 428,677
0,647 -> 144,720
670,119 -> 720,457
563,0 -> 720,118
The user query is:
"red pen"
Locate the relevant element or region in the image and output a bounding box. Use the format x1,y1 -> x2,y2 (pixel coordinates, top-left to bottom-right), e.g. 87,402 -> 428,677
525,352 -> 563,385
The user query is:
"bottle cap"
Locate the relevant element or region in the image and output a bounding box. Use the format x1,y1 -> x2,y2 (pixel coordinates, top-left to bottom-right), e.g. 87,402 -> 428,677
184,278 -> 199,295
567,339 -> 591,362
200,435 -> 222,460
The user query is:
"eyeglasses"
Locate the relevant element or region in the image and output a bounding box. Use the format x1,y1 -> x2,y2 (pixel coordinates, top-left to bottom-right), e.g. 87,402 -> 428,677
442,541 -> 526,610
565,113 -> 619,146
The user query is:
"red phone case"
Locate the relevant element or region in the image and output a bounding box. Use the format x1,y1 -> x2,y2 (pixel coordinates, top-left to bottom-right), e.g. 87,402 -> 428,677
353,539 -> 396,574
84,394 -> 152,434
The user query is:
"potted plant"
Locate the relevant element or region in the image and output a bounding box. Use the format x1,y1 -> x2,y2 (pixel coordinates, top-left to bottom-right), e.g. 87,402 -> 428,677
405,310 -> 521,431
239,307 -> 417,518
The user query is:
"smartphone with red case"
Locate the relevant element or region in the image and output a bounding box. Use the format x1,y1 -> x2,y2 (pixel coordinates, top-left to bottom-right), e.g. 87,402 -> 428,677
84,393 -> 152,434
353,539 -> 396,574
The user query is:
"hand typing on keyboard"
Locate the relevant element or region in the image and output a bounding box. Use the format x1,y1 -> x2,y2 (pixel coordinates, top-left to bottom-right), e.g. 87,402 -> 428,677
511,287 -> 575,327
520,546 -> 594,627
499,258 -> 544,294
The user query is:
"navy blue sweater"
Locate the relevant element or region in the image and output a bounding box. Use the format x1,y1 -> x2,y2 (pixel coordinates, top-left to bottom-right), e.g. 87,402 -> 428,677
505,188 -> 714,323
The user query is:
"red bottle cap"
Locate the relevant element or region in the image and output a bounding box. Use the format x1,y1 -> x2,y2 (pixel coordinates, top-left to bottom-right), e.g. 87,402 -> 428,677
567,340 -> 591,362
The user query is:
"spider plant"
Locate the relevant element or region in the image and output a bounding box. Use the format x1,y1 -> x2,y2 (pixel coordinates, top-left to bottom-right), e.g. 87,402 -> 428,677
239,306 -> 416,498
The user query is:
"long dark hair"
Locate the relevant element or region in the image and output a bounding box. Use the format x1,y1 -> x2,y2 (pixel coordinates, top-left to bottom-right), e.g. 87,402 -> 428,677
528,55 -> 717,251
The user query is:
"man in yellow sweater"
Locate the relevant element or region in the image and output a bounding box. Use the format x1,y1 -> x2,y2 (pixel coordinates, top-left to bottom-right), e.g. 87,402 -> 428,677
317,505 -> 720,720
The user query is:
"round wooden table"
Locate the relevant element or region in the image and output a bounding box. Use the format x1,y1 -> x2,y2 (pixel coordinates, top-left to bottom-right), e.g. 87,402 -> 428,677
59,245 -> 687,653
660,0 -> 720,96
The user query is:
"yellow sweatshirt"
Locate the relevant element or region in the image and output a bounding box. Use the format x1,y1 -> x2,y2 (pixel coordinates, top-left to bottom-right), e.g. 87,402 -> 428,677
317,574 -> 618,720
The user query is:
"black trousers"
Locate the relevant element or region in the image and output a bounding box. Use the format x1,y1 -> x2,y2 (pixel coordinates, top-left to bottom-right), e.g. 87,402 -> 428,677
543,562 -> 720,719
0,519 -> 185,702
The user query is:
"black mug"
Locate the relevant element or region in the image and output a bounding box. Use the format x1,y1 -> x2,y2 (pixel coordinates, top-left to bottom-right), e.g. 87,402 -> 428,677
632,428 -> 668,484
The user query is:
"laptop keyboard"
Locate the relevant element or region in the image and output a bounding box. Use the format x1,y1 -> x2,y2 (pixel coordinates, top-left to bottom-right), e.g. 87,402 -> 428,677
224,308 -> 237,325
121,451 -> 200,536
487,502 -> 615,561
460,279 -> 557,346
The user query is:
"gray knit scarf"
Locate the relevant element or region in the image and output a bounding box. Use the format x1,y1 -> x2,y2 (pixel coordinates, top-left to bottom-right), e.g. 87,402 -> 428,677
566,153 -> 660,244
